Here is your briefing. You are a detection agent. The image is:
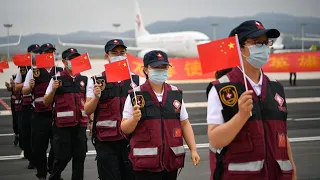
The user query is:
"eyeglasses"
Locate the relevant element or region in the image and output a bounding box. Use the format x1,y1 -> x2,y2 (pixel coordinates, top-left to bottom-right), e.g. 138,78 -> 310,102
246,39 -> 274,47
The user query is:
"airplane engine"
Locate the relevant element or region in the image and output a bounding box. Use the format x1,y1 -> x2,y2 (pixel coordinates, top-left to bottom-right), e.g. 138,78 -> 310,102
137,49 -> 169,58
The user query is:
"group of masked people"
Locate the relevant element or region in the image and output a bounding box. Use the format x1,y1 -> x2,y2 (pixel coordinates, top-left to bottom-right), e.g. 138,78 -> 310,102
5,19 -> 297,180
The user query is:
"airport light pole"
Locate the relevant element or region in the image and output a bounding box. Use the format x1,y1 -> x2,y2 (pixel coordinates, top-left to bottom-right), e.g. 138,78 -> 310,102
211,23 -> 219,40
112,23 -> 121,34
3,24 -> 13,60
301,23 -> 306,52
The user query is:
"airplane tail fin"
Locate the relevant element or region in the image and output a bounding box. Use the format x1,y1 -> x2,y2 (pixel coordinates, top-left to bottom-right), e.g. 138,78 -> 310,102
134,0 -> 149,38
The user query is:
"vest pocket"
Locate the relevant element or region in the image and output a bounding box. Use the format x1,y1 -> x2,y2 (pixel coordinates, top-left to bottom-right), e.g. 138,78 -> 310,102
167,146 -> 185,170
132,147 -> 160,169
134,127 -> 151,142
276,160 -> 293,177
229,132 -> 253,154
96,120 -> 118,138
227,159 -> 265,175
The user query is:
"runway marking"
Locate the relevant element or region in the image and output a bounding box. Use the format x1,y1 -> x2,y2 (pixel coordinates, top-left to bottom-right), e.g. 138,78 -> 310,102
0,98 -> 11,111
0,116 -> 319,137
0,136 -> 319,161
183,86 -> 320,94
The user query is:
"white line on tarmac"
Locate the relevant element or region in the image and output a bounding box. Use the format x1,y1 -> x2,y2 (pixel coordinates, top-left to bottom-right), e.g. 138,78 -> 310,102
0,136 -> 319,161
0,117 -> 319,137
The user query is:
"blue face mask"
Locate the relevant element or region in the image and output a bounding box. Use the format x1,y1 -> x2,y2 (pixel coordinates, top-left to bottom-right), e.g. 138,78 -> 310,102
245,45 -> 271,69
109,56 -> 126,63
149,69 -> 168,85
67,61 -> 72,70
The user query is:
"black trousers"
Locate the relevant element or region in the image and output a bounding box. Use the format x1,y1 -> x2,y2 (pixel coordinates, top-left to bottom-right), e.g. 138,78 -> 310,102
49,125 -> 87,180
11,104 -> 19,135
31,111 -> 54,178
289,72 -> 297,85
94,138 -> 135,180
19,105 -> 34,162
134,170 -> 178,180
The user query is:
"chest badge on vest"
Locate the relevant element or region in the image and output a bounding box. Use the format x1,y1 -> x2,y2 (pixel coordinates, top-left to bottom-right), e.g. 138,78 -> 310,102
96,79 -> 106,91
33,69 -> 40,77
275,93 -> 286,112
219,85 -> 238,107
278,133 -> 286,148
173,100 -> 181,113
132,95 -> 145,108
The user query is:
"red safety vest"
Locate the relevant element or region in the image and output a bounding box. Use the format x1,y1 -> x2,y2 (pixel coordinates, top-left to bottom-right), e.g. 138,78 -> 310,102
33,67 -> 62,112
93,71 -> 140,141
53,70 -> 88,128
128,80 -> 185,172
206,67 -> 293,180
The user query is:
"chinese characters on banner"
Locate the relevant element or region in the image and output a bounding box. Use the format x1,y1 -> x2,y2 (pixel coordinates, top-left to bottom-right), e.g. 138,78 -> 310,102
127,52 -> 320,81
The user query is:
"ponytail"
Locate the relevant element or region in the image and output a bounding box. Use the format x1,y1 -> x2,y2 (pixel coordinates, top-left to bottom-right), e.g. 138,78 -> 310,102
215,68 -> 232,79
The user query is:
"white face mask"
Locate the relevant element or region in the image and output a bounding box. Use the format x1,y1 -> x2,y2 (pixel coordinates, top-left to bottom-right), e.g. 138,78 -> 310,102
109,56 -> 126,63
149,69 -> 169,84
243,45 -> 270,69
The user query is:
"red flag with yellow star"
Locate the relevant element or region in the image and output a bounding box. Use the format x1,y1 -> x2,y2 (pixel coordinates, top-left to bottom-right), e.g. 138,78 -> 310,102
35,53 -> 55,68
0,61 -> 9,69
70,53 -> 92,75
105,59 -> 130,82
197,36 -> 240,74
12,54 -> 32,66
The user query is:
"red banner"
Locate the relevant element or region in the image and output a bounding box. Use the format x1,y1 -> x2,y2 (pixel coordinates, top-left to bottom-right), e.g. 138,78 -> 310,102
127,51 -> 320,81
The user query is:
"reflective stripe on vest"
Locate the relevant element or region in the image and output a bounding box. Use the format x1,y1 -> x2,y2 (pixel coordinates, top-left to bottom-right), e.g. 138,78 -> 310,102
14,100 -> 19,104
57,111 -> 74,117
228,160 -> 264,172
96,120 -> 117,127
11,95 -> 16,99
209,144 -> 218,153
277,160 -> 293,171
219,75 -> 230,83
170,146 -> 185,155
81,111 -> 87,117
34,97 -> 44,102
133,147 -> 158,156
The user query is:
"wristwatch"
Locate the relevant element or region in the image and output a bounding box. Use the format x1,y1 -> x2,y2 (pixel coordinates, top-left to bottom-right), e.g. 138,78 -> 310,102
89,120 -> 93,123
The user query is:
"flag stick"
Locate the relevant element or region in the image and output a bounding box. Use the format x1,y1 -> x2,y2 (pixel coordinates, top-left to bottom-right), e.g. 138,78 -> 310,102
53,52 -> 57,80
235,34 -> 252,116
125,58 -> 138,105
235,34 -> 248,91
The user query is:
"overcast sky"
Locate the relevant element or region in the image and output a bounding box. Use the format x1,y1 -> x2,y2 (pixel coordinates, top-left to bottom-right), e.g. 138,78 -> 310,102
0,0 -> 319,37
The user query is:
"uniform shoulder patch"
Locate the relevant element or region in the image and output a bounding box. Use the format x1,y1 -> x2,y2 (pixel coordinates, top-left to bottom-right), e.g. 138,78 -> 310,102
218,85 -> 238,107
132,95 -> 145,108
33,69 -> 40,77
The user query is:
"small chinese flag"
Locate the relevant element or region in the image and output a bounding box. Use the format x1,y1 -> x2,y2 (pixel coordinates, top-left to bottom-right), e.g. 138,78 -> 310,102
12,54 -> 32,66
0,61 -> 9,69
105,59 -> 131,82
197,36 -> 241,74
70,53 -> 92,75
35,53 -> 55,68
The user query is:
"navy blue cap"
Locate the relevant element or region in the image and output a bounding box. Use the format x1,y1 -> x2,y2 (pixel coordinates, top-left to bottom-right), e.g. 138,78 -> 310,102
27,44 -> 40,53
62,48 -> 80,60
143,50 -> 171,68
104,39 -> 127,53
40,43 -> 56,54
232,20 -> 280,41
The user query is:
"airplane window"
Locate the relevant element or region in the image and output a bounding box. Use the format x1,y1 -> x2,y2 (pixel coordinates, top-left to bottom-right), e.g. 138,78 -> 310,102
195,39 -> 209,43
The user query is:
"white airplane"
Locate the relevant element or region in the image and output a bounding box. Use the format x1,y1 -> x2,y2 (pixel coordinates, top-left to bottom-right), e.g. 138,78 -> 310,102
57,0 -> 211,58
0,32 -> 22,48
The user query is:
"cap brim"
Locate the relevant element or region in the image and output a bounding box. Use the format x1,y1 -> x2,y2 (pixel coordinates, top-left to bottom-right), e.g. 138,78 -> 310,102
66,52 -> 80,59
247,29 -> 280,39
108,44 -> 127,51
43,47 -> 56,53
149,61 -> 171,68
